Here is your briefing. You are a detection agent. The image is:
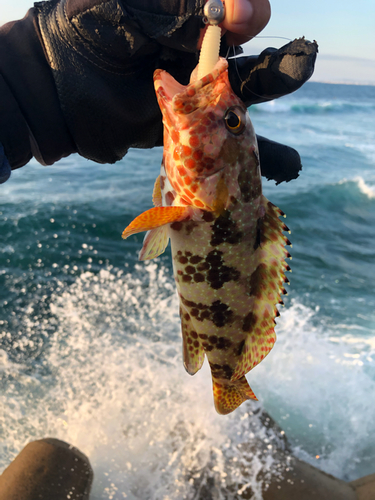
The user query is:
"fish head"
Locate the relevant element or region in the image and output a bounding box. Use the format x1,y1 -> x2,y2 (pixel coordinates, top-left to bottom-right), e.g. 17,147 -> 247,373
154,58 -> 258,213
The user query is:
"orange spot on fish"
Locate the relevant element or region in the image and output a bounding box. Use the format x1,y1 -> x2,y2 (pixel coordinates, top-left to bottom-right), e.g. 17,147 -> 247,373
193,149 -> 203,160
194,200 -> 205,208
185,158 -> 196,170
184,189 -> 194,199
178,165 -> 187,176
171,130 -> 179,143
182,145 -> 192,156
189,135 -> 200,148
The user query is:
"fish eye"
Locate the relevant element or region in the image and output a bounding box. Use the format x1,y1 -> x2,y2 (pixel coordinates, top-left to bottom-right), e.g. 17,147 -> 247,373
224,108 -> 245,135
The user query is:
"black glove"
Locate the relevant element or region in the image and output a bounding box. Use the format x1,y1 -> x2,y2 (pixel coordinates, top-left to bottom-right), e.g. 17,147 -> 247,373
0,143 -> 11,184
0,0 -> 317,184
228,38 -> 318,107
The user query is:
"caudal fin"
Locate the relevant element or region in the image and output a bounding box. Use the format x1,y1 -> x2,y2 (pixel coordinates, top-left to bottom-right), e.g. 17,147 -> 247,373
212,376 -> 257,415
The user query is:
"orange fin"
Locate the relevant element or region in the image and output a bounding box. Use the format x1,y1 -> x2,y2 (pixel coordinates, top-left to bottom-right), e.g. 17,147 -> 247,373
212,376 -> 257,415
139,226 -> 169,261
122,206 -> 189,239
181,307 -> 205,375
152,175 -> 162,207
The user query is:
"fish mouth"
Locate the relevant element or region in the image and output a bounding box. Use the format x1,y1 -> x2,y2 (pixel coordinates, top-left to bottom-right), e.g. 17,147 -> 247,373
156,71 -> 185,102
154,58 -> 228,114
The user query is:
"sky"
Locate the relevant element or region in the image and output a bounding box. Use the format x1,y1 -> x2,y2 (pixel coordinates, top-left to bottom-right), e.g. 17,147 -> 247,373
244,0 -> 375,84
0,0 -> 374,85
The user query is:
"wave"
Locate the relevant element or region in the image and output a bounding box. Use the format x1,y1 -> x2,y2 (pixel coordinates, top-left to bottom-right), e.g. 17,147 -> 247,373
252,99 -> 375,116
254,300 -> 375,481
1,262 -> 374,499
340,176 -> 375,199
279,176 -> 375,210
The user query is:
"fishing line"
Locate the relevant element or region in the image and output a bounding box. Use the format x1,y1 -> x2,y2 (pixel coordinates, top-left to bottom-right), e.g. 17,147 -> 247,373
249,35 -> 293,41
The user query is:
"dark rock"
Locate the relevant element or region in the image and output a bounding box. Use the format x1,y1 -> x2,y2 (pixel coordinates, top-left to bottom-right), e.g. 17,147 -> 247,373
0,438 -> 93,500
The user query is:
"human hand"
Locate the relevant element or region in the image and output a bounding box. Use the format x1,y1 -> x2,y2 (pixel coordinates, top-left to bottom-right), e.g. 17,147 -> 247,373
198,0 -> 271,48
0,0 -> 315,186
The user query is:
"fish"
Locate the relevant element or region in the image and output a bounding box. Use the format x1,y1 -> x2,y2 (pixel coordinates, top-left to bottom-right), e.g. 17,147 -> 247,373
122,57 -> 291,415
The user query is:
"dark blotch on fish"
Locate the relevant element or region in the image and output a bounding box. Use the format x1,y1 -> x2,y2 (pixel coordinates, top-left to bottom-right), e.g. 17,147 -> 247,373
210,362 -> 234,380
237,169 -> 261,203
236,339 -> 245,356
254,218 -> 263,250
216,337 -> 233,350
202,211 -> 215,223
210,300 -> 233,327
171,221 -> 183,231
210,210 -> 243,246
179,296 -> 233,325
193,273 -> 205,282
242,312 -> 257,332
206,250 -> 240,290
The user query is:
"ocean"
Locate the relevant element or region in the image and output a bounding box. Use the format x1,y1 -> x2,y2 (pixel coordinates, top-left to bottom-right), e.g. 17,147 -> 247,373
1,81 -> 374,499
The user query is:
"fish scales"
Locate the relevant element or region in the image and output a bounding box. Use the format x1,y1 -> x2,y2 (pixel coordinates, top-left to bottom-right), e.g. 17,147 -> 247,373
122,58 -> 290,415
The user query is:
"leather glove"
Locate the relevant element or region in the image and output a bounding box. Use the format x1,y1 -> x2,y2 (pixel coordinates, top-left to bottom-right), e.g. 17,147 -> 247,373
0,143 -> 11,184
0,0 -> 317,184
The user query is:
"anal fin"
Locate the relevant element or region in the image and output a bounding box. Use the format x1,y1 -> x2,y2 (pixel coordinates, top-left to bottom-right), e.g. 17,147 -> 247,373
139,225 -> 169,260
212,376 -> 257,415
180,307 -> 205,376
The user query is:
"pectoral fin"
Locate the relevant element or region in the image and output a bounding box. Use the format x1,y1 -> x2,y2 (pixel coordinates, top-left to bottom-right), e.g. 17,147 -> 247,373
122,206 -> 189,239
139,226 -> 169,261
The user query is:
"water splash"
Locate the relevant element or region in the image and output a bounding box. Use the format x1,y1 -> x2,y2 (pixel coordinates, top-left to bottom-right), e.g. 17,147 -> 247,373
0,263 -> 288,500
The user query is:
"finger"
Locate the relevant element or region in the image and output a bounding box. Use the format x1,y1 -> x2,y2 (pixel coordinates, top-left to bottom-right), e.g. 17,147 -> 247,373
222,0 -> 271,46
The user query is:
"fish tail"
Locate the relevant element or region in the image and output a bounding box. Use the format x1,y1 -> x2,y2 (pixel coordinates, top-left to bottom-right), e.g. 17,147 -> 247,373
212,376 -> 257,415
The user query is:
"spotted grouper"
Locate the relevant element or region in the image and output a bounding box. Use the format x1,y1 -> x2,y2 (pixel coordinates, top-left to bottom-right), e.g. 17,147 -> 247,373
122,57 -> 291,415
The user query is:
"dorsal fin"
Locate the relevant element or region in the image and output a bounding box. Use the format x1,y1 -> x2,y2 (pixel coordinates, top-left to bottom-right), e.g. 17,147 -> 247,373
231,195 -> 291,381
152,175 -> 163,207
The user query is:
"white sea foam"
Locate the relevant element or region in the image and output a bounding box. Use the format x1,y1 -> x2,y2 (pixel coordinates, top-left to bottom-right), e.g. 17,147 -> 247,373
355,177 -> 375,199
253,300 -> 375,481
0,264 -> 287,500
338,176 -> 375,199
1,264 -> 374,497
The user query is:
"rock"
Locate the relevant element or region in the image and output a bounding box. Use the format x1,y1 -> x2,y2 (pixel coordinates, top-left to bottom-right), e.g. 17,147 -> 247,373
262,457 -> 356,500
350,473 -> 375,500
0,438 -> 93,500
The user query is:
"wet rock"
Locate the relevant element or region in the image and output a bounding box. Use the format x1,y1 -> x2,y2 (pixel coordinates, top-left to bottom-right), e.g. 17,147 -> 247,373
350,472 -> 375,500
0,438 -> 93,500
